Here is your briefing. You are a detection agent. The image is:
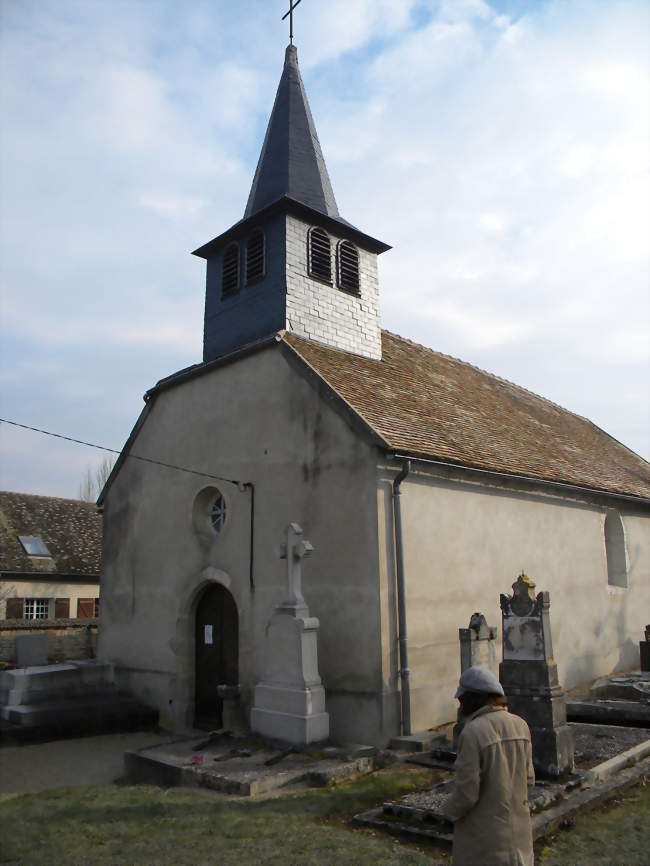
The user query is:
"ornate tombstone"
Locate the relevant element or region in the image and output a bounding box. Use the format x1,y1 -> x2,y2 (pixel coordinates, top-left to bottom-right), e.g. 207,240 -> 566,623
250,523 -> 329,745
499,573 -> 574,778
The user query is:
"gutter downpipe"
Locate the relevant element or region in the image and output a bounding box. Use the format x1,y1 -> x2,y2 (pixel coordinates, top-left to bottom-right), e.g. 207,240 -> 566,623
393,458 -> 412,736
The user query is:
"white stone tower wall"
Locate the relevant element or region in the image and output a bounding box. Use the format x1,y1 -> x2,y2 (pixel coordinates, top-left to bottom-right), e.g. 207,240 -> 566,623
285,214 -> 382,359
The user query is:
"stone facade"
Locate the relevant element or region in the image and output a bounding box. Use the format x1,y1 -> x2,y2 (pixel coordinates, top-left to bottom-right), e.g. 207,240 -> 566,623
285,215 -> 381,359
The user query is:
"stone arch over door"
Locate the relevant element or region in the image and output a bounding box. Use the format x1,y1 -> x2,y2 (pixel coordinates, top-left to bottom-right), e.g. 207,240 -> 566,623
170,568 -> 239,731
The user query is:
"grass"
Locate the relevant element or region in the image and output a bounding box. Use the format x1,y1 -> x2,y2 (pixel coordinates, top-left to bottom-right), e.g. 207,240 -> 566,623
0,767 -> 647,865
0,767 -> 445,866
535,781 -> 650,866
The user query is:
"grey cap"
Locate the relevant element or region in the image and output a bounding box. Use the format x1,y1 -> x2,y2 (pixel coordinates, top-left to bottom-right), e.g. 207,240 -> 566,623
455,666 -> 505,698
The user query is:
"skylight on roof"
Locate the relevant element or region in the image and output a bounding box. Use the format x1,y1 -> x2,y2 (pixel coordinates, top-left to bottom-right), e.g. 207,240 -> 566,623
18,535 -> 51,557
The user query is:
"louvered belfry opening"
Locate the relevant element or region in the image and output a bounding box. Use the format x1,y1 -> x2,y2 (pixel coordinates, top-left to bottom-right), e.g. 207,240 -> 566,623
308,227 -> 332,283
245,229 -> 265,285
338,240 -> 360,294
222,242 -> 240,296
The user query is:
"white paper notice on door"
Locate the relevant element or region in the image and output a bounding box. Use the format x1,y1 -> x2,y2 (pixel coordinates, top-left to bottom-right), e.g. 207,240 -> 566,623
204,625 -> 213,645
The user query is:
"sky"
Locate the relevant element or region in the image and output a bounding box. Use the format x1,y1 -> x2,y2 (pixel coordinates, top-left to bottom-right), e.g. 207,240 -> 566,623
0,0 -> 648,499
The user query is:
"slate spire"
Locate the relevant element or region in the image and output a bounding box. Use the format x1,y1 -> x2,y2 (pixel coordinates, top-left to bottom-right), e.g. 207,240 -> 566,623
244,44 -> 339,220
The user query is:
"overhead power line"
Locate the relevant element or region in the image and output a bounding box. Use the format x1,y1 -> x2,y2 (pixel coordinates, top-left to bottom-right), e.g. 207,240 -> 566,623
0,418 -> 248,487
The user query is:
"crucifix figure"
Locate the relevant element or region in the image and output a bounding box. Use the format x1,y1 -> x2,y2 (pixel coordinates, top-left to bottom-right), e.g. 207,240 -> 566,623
282,0 -> 303,45
279,522 -> 314,608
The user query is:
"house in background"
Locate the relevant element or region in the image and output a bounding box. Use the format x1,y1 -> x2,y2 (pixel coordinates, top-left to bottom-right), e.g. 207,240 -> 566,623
0,491 -> 101,621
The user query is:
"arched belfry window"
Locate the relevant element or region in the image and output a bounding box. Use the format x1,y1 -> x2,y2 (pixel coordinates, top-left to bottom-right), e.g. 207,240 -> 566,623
308,227 -> 332,284
337,240 -> 360,294
245,229 -> 265,285
222,242 -> 240,296
604,511 -> 628,587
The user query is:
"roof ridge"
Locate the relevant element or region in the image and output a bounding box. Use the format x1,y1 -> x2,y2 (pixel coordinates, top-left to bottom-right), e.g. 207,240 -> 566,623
381,329 -> 592,425
0,490 -> 95,506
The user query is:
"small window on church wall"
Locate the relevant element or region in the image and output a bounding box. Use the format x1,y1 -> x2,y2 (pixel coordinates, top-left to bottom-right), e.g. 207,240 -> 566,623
210,492 -> 227,534
245,229 -> 265,285
308,227 -> 332,283
222,243 -> 240,296
192,486 -> 229,539
337,241 -> 360,294
604,511 -> 627,587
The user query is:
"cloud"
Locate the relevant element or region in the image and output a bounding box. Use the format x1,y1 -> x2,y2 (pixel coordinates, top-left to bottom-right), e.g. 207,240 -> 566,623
0,0 -> 648,499
137,193 -> 207,219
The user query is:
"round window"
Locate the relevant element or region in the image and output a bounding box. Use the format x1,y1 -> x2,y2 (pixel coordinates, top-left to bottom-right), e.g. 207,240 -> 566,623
192,486 -> 229,539
210,492 -> 227,534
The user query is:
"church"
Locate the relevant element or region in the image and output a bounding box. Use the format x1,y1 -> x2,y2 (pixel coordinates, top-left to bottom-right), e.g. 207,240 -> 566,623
97,42 -> 650,746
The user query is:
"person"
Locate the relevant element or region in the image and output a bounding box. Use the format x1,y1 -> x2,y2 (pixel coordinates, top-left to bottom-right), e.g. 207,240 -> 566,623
441,666 -> 535,866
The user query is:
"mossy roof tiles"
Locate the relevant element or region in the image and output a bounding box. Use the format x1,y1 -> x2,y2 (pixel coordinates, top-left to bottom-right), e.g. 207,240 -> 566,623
0,491 -> 102,574
283,331 -> 650,501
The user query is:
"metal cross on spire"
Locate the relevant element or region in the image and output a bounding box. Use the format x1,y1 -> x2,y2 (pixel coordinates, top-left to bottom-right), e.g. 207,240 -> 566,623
282,0 -> 303,45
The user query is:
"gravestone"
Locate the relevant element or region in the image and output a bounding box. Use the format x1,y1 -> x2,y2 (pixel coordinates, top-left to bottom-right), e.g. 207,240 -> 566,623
460,612 -> 498,673
15,633 -> 48,668
453,613 -> 498,747
640,625 -> 650,672
250,523 -> 330,745
499,573 -> 574,777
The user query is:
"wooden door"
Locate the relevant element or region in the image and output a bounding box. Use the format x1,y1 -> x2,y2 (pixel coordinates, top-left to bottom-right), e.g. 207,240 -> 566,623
195,584 -> 238,729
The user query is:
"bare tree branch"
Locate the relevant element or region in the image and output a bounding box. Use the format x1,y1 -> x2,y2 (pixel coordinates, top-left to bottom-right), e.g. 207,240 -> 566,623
78,456 -> 115,502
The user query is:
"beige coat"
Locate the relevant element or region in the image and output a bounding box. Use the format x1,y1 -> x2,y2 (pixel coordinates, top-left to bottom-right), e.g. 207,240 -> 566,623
442,705 -> 535,866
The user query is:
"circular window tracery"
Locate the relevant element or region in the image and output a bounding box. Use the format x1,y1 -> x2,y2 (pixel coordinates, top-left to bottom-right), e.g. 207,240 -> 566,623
210,492 -> 227,534
192,486 -> 229,539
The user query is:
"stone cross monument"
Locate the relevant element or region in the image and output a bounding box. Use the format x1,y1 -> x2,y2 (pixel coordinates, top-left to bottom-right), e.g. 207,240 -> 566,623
499,573 -> 574,777
250,523 -> 329,744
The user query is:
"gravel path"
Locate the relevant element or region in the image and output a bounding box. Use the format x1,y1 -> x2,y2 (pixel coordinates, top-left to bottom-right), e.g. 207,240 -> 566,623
572,723 -> 649,769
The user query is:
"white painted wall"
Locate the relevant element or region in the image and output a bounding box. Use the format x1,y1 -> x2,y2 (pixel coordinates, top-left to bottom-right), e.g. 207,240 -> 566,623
377,462 -> 650,732
98,344 -> 389,744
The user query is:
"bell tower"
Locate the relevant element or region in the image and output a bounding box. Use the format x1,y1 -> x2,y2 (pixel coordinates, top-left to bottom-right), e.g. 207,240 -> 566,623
193,44 -> 390,363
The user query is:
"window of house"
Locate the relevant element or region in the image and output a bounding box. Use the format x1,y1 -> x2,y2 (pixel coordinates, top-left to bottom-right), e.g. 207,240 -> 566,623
210,491 -> 227,534
222,242 -> 240,296
337,240 -> 360,294
24,598 -> 49,620
245,229 -> 265,284
308,227 -> 332,283
94,598 -> 100,618
18,535 -> 51,557
604,511 -> 628,587
77,598 -> 96,618
55,598 -> 70,618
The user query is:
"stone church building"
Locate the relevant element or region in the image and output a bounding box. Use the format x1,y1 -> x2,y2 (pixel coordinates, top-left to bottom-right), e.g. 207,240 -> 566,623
97,44 -> 650,746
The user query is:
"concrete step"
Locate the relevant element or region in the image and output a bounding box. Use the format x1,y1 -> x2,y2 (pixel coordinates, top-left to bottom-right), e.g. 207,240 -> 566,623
389,731 -> 448,752
567,700 -> 650,727
0,661 -> 114,699
0,680 -> 116,708
0,692 -> 158,743
1,692 -> 143,726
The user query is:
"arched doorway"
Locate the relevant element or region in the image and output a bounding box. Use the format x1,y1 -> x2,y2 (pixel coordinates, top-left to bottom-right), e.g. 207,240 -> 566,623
195,583 -> 238,729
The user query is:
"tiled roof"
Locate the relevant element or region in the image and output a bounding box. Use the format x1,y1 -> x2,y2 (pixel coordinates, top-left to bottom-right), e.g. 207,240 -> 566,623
283,331 -> 650,501
0,491 -> 102,574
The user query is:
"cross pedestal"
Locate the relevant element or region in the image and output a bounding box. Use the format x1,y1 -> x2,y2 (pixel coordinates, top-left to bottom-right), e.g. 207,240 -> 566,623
250,523 -> 329,744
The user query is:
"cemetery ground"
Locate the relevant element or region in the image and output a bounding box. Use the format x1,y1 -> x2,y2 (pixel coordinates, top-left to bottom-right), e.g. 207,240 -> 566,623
0,753 -> 648,865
